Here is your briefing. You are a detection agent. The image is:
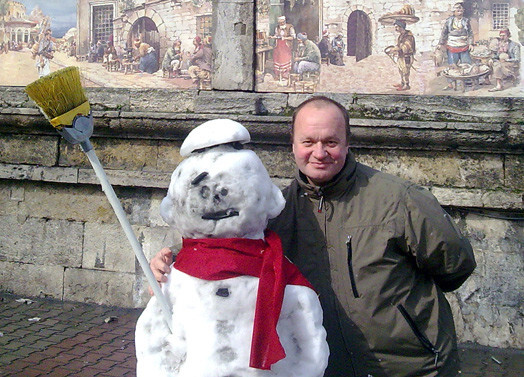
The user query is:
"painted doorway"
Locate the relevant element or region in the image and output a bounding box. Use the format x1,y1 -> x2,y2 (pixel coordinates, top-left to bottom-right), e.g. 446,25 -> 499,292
287,0 -> 320,42
347,10 -> 372,62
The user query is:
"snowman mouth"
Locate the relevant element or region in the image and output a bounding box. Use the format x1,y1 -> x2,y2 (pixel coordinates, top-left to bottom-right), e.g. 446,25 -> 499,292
201,208 -> 239,220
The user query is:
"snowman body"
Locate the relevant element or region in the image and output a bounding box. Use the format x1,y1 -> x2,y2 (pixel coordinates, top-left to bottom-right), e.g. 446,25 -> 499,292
135,120 -> 328,377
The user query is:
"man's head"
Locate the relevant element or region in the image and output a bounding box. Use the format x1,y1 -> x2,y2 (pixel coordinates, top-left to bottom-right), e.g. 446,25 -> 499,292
499,28 -> 510,41
394,20 -> 406,33
297,33 -> 307,44
291,97 -> 350,186
278,16 -> 286,26
453,3 -> 464,17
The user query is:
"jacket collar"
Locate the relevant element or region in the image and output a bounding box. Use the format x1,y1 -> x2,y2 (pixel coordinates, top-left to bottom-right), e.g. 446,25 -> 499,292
295,150 -> 358,199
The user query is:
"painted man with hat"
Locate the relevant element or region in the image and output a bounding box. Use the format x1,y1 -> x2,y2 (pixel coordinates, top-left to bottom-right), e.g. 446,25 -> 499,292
391,19 -> 416,91
488,28 -> 521,92
293,33 -> 321,76
270,16 -> 296,81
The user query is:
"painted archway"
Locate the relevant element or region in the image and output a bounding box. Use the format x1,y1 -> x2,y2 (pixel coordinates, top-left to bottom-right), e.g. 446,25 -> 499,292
347,10 -> 372,62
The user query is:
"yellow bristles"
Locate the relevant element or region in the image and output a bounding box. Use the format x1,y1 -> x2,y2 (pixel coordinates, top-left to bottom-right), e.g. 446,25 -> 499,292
25,66 -> 89,129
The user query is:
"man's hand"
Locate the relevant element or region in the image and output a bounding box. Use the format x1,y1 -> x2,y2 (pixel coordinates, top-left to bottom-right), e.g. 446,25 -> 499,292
148,247 -> 174,295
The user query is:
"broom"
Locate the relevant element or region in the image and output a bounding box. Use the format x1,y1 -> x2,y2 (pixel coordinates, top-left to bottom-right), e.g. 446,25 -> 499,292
25,66 -> 173,332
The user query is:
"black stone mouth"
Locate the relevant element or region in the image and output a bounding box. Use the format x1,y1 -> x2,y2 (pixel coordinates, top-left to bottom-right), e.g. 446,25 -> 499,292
201,209 -> 239,220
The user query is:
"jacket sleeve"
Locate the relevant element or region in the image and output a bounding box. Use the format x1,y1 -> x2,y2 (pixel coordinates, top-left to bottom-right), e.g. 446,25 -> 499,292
402,184 -> 476,292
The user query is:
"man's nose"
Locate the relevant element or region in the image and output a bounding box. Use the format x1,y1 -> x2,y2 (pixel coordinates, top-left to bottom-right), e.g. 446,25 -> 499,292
312,142 -> 327,158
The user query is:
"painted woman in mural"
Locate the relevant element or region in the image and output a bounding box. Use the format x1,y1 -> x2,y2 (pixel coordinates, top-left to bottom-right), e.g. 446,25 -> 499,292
270,16 -> 296,81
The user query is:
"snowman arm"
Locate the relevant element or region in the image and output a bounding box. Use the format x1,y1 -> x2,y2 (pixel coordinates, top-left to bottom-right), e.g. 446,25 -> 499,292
280,286 -> 329,376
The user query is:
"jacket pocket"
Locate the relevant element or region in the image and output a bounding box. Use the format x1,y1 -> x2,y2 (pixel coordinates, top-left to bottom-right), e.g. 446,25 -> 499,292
397,304 -> 440,366
346,236 -> 360,298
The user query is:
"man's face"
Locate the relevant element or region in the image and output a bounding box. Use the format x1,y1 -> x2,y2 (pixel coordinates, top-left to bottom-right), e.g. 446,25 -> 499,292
500,32 -> 509,41
278,19 -> 285,26
292,103 -> 349,186
453,6 -> 464,17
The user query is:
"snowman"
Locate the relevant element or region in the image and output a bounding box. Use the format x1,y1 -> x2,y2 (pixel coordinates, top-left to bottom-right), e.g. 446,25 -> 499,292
135,119 -> 329,377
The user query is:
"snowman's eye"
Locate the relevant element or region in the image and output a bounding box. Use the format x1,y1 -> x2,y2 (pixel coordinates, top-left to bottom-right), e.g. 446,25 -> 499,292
200,186 -> 210,198
220,188 -> 228,196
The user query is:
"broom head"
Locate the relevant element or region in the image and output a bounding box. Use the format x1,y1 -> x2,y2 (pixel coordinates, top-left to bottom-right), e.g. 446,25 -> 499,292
25,66 -> 90,130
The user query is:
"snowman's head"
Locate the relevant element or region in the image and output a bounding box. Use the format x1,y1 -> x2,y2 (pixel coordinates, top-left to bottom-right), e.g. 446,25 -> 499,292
160,119 -> 285,240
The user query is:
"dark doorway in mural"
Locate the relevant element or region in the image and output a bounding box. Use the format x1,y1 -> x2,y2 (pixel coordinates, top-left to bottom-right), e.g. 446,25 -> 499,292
92,4 -> 114,46
347,10 -> 371,62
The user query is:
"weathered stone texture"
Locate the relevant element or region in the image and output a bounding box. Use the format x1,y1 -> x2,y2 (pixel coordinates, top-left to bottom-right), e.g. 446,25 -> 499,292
0,215 -> 83,267
355,150 -> 504,188
505,154 -> 524,190
0,261 -> 64,299
0,134 -> 58,166
64,268 -> 137,307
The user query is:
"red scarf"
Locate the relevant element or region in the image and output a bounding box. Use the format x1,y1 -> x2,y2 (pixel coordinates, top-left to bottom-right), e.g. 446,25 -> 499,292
174,230 -> 314,370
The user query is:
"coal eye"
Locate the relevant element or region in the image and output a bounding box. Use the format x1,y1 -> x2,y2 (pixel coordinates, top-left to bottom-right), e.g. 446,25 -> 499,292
200,186 -> 210,198
220,188 -> 228,196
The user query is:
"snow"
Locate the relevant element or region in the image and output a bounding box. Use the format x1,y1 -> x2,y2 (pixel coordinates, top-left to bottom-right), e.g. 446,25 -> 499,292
136,119 -> 329,376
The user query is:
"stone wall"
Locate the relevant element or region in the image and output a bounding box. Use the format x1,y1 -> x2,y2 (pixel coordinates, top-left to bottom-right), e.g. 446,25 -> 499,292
1,0 -> 523,350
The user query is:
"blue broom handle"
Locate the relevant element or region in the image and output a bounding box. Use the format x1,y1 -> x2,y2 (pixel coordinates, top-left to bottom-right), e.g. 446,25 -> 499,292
83,147 -> 174,333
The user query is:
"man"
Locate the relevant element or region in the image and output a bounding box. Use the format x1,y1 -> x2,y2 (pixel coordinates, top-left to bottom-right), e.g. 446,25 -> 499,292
488,28 -> 521,92
330,33 -> 345,66
36,29 -> 54,77
188,36 -> 212,84
150,97 -> 476,376
392,19 -> 415,91
293,33 -> 321,76
439,2 -> 474,90
162,39 -> 183,77
317,29 -> 331,64
270,16 -> 296,81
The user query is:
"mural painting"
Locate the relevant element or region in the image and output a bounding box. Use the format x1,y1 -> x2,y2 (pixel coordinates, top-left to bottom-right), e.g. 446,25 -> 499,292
0,0 -> 212,89
255,0 -> 523,97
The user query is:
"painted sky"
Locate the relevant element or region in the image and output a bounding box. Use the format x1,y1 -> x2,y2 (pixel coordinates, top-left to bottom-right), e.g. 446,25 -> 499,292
20,0 -> 76,37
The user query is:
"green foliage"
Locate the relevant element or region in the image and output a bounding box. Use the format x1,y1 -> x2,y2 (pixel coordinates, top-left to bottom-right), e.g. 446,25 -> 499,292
516,9 -> 524,44
0,0 -> 9,17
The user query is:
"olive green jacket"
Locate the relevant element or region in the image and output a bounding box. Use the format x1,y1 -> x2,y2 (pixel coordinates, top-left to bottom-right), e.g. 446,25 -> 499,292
269,151 -> 476,377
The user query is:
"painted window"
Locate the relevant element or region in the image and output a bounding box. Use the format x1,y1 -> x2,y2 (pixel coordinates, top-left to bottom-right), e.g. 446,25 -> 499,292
196,14 -> 212,39
92,4 -> 114,44
492,3 -> 509,30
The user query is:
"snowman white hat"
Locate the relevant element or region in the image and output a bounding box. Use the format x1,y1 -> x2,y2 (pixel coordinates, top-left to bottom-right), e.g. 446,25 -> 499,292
180,119 -> 251,156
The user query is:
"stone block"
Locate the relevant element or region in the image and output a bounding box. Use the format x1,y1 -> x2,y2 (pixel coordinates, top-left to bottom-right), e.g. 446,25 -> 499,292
157,141 -> 184,173
254,146 -> 295,177
431,187 -> 523,210
64,268 -> 137,307
78,168 -> 170,189
0,215 -> 83,267
0,182 -> 22,216
505,154 -> 524,190
355,150 -> 504,188
128,89 -> 196,113
0,261 -> 64,299
19,183 -> 117,223
0,163 -> 78,183
59,138 -> 159,171
0,135 -> 58,166
82,222 -> 139,273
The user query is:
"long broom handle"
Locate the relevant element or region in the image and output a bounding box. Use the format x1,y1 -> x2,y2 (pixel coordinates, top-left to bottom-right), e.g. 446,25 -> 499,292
83,147 -> 174,333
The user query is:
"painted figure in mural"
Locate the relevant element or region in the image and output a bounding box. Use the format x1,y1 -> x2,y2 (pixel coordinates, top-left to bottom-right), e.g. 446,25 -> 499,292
188,36 -> 212,84
162,39 -> 183,77
317,29 -> 332,63
439,2 -> 474,90
293,33 -> 321,76
391,20 -> 416,91
330,33 -> 345,66
488,28 -> 521,92
36,29 -> 54,78
270,16 -> 296,81
134,39 -> 159,74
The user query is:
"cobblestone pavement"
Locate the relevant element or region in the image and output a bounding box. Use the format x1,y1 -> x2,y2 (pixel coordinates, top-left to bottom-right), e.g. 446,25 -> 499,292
1,291 -> 522,376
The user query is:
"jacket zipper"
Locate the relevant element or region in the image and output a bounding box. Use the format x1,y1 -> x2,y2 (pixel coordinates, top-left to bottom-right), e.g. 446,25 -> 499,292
346,236 -> 360,298
397,304 -> 440,367
317,188 -> 324,213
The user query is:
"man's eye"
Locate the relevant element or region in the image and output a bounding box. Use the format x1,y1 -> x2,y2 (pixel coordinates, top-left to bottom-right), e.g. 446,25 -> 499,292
326,141 -> 338,147
302,141 -> 313,147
